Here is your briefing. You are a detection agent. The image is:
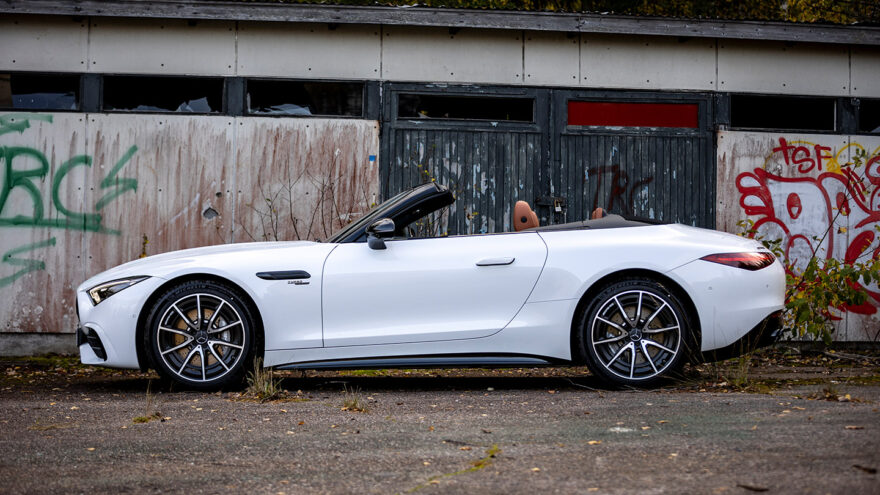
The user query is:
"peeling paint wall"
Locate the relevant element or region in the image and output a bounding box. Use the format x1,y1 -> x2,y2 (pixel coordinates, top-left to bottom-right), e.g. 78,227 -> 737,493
717,131 -> 880,341
0,112 -> 379,334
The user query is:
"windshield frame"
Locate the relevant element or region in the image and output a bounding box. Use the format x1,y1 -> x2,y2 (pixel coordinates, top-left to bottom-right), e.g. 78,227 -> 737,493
326,182 -> 453,243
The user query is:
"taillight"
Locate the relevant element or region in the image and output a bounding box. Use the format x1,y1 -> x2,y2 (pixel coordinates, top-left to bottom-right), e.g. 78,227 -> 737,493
700,252 -> 775,271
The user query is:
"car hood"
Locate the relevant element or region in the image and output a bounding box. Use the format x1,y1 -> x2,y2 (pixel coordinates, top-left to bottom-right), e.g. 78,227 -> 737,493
79,241 -> 320,290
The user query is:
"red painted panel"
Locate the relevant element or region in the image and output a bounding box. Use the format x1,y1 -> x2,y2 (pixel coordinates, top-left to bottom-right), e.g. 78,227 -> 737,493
568,101 -> 699,128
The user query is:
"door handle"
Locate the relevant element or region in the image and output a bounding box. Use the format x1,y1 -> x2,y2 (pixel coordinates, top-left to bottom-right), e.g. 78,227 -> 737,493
476,257 -> 515,266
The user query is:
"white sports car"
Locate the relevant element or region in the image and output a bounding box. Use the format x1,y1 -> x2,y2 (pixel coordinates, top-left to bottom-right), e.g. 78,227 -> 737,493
76,183 -> 784,389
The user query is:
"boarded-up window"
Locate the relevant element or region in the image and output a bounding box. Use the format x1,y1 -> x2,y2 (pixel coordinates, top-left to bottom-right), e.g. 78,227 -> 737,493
731,95 -> 835,131
568,101 -> 698,128
103,76 -> 223,113
0,73 -> 80,111
247,80 -> 364,117
398,94 -> 534,122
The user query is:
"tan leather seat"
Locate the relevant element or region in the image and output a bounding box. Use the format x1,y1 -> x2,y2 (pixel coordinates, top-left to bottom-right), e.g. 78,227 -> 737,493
514,201 -> 539,231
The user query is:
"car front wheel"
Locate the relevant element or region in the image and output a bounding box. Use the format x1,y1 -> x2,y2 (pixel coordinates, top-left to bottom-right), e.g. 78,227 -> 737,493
577,278 -> 693,387
146,280 -> 256,390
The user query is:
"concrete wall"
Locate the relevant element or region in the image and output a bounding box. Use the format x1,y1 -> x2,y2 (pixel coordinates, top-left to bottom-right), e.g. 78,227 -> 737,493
717,131 -> 880,341
0,112 -> 379,345
1,15 -> 878,97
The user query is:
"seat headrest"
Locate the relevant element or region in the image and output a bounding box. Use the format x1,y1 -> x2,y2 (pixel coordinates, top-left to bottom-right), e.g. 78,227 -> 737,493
514,201 -> 539,231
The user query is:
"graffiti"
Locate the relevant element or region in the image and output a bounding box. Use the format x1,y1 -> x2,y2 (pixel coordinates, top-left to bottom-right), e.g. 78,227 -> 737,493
585,164 -> 654,216
0,238 -> 57,288
736,136 -> 880,316
0,114 -> 139,288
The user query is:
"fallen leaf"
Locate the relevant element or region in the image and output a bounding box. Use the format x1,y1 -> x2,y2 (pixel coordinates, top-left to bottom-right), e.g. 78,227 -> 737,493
531,467 -> 541,472
86,447 -> 95,451
641,426 -> 651,430
845,425 -> 864,430
657,420 -> 667,424
460,446 -> 472,451
298,421 -> 305,425
423,461 -> 430,466
69,406 -> 79,410
588,440 -> 601,445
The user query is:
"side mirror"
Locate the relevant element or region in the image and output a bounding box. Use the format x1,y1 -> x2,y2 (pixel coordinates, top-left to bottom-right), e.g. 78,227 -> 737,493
366,218 -> 395,250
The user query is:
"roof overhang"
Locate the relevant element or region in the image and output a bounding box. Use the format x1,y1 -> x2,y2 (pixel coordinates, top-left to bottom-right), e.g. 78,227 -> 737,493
2,0 -> 879,46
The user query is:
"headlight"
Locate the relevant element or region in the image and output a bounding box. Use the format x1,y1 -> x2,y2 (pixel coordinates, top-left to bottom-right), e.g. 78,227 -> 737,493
88,277 -> 149,305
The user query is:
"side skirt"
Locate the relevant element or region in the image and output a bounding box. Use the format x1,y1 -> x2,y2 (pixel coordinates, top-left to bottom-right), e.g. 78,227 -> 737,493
275,354 -> 569,371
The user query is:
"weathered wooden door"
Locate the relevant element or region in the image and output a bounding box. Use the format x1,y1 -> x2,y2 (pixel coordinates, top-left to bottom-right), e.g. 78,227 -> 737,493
380,83 -> 548,235
548,90 -> 716,228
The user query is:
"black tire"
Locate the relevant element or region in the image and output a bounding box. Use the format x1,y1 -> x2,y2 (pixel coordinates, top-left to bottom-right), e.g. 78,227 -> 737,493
576,278 -> 695,388
145,280 -> 257,391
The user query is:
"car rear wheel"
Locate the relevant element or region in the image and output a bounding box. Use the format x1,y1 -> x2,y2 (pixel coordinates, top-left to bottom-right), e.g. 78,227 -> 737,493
146,280 -> 256,390
577,278 -> 693,387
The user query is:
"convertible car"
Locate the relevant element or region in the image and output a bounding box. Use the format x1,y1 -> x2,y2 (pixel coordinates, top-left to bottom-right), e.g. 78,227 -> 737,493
76,182 -> 784,389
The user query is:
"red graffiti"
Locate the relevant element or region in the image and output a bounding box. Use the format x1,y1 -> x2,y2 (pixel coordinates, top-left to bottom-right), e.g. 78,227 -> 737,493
736,138 -> 880,318
771,138 -> 833,174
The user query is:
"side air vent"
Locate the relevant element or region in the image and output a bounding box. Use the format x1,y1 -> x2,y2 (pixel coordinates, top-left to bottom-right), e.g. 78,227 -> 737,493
84,327 -> 107,361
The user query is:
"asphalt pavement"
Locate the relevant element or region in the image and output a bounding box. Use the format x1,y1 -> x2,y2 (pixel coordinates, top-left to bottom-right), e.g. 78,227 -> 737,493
1,353 -> 878,494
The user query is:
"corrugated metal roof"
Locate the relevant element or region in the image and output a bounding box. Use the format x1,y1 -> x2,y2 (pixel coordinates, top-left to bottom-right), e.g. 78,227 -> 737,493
1,0 -> 879,45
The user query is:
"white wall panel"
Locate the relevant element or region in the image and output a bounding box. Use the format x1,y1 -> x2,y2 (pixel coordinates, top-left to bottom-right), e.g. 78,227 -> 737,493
0,16 -> 88,72
523,32 -> 579,86
238,23 -> 381,79
580,34 -> 716,91
383,27 -> 522,84
718,40 -> 849,96
851,47 -> 880,98
89,18 -> 235,75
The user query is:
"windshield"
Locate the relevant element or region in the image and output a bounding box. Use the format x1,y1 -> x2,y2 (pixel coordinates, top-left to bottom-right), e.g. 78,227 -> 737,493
325,188 -> 416,243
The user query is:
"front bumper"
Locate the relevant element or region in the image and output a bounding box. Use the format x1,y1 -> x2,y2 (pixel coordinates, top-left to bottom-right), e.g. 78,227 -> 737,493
76,275 -> 166,369
699,311 -> 783,363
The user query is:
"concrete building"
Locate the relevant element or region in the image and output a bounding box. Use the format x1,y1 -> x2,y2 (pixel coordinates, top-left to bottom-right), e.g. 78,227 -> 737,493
1,0 -> 879,355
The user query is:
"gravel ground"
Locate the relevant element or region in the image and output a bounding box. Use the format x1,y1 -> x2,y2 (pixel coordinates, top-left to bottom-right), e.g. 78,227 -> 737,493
1,351 -> 879,494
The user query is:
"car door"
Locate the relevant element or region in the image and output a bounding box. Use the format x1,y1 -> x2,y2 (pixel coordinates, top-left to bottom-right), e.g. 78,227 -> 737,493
321,232 -> 547,347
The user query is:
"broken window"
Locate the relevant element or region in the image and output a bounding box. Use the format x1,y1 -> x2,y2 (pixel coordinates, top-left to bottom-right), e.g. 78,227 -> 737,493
103,76 -> 223,113
0,73 -> 80,110
567,101 -> 698,128
398,94 -> 534,122
247,80 -> 363,116
859,99 -> 880,134
731,94 -> 835,131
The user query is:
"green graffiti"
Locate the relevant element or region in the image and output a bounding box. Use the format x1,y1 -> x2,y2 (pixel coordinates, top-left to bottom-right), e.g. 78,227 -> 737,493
0,114 -> 138,234
96,145 -> 139,211
0,237 -> 57,288
0,113 -> 53,137
52,155 -> 102,231
0,114 -> 139,287
0,146 -> 50,222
